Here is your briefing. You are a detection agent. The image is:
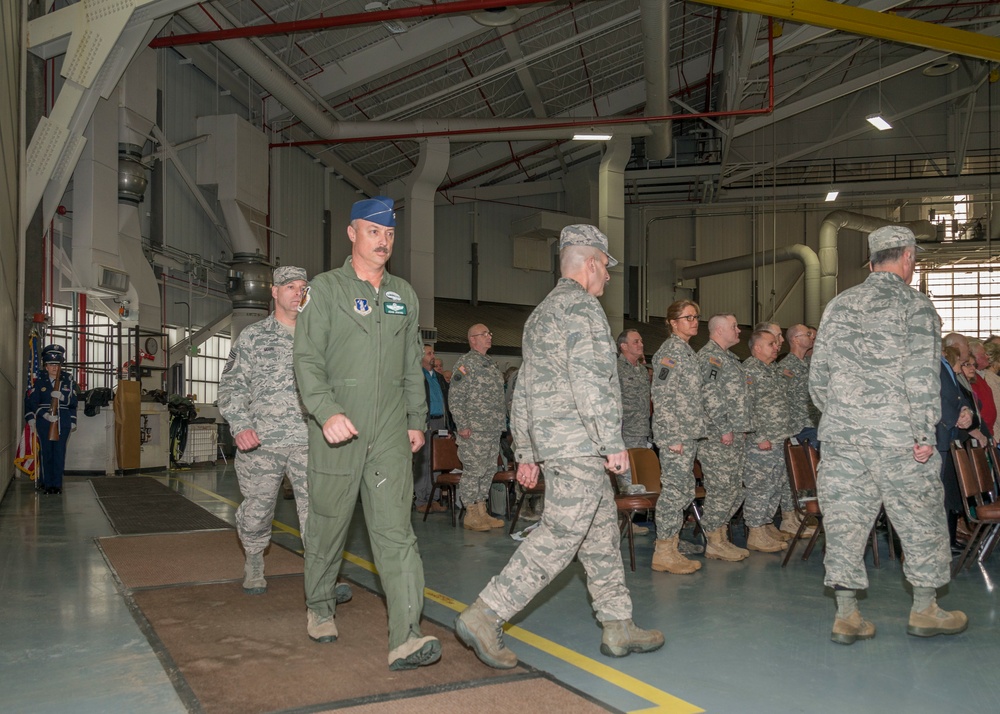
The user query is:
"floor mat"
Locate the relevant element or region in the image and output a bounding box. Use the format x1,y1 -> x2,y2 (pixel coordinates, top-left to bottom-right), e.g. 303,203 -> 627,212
98,531 -> 303,589
129,577 -> 608,714
92,476 -> 232,534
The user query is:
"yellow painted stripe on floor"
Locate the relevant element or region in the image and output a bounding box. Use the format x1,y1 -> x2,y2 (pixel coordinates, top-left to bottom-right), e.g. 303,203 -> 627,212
171,475 -> 702,713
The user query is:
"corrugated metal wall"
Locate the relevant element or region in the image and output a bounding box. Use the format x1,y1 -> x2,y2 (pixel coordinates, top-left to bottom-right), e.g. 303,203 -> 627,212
0,0 -> 21,494
270,148 -> 325,279
435,198 -> 560,306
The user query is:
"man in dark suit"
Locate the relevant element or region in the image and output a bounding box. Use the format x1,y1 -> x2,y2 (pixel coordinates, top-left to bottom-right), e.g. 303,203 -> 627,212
938,343 -> 974,551
414,343 -> 454,512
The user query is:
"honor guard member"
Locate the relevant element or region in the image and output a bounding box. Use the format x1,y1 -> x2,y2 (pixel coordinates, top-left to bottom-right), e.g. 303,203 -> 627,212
741,330 -> 792,553
649,300 -> 707,574
450,324 -> 507,531
294,196 -> 439,671
24,344 -> 78,494
698,314 -> 752,562
218,266 -> 336,599
456,224 -> 663,669
810,225 -> 966,645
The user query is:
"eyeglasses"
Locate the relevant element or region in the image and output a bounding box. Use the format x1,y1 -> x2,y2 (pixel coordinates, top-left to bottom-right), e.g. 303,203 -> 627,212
472,331 -> 493,337
675,314 -> 700,322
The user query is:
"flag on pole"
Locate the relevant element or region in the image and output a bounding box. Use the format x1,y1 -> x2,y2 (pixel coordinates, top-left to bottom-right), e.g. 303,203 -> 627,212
15,329 -> 42,480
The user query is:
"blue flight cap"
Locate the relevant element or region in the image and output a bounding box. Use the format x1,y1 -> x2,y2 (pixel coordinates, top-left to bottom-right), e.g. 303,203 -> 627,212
350,196 -> 396,227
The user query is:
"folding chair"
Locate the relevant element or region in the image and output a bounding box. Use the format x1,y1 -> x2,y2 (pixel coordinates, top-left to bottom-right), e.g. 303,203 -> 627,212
782,438 -> 824,567
491,455 -> 518,519
609,472 -> 659,572
424,435 -> 463,527
952,441 -> 1000,574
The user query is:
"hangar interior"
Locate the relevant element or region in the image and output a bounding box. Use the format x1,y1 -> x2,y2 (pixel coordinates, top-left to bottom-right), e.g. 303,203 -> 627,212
1,1 -> 999,712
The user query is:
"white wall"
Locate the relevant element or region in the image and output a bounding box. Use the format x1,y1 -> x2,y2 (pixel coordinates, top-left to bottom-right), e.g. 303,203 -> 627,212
270,148 -> 326,279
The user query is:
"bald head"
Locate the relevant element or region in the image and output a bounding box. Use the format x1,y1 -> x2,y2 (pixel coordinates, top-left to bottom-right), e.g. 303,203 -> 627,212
943,332 -> 970,363
786,323 -> 813,358
468,323 -> 492,355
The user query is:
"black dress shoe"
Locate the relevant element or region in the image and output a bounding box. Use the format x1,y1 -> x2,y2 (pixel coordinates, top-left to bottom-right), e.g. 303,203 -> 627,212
46,487 -> 62,495
950,541 -> 965,556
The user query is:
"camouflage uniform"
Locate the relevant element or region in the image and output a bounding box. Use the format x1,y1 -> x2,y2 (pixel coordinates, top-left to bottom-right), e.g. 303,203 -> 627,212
450,350 -> 506,506
810,270 -> 948,590
781,353 -> 820,432
618,354 -> 651,449
742,356 -> 793,527
479,277 -> 632,623
698,339 -> 752,531
650,335 -> 706,538
218,315 -> 309,554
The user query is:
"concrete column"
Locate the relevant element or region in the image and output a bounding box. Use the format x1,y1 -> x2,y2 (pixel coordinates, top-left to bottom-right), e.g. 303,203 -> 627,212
598,136 -> 630,338
403,137 -> 449,333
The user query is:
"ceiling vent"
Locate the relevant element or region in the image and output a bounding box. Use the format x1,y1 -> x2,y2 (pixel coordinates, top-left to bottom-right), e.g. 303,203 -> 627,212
471,7 -> 521,27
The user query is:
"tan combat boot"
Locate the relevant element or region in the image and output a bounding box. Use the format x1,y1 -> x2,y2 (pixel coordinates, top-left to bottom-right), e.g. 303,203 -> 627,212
243,552 -> 266,595
781,510 -> 816,539
388,634 -> 441,670
463,502 -> 490,532
480,502 -> 505,529
907,602 -> 968,638
764,522 -> 792,542
747,526 -> 788,553
600,619 -> 665,658
831,610 -> 876,645
705,526 -> 749,561
651,535 -> 701,574
455,598 -> 518,669
307,609 -> 338,643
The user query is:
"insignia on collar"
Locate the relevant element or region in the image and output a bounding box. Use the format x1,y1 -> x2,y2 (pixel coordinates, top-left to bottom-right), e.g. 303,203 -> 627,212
354,298 -> 372,316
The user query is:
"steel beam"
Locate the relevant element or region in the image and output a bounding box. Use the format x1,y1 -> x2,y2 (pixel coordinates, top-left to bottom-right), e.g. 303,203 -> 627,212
693,0 -> 1000,62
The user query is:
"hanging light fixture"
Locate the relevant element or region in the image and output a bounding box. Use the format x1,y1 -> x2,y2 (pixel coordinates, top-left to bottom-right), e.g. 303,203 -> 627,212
868,41 -> 892,131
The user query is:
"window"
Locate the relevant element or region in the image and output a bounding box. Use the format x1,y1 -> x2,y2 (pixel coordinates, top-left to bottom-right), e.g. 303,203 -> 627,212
918,263 -> 1000,338
167,327 -> 231,404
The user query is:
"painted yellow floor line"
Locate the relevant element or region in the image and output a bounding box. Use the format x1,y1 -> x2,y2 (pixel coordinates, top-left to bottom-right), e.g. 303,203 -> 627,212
170,475 -> 702,714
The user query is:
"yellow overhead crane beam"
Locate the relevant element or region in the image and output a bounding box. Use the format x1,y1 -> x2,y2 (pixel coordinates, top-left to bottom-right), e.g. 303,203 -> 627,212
692,0 -> 1000,63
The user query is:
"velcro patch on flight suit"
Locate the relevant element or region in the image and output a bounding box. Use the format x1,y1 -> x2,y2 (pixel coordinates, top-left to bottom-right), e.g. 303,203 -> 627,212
384,301 -> 407,315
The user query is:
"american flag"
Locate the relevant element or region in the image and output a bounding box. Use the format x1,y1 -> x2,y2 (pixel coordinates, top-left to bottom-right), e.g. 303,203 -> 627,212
14,329 -> 41,480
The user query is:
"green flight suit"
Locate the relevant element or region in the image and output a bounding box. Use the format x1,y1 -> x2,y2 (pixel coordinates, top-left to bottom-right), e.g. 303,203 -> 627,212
293,256 -> 427,650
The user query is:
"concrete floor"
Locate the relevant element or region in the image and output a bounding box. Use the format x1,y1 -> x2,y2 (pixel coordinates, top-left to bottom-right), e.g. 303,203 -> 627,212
1,465 -> 998,714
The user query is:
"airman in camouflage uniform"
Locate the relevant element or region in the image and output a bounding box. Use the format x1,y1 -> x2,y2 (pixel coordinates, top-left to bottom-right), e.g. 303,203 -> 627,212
615,329 -> 651,535
456,225 -> 663,669
698,314 -> 752,562
218,265 -> 311,595
810,225 -> 966,645
650,300 -> 707,574
742,330 -> 792,553
450,324 -> 507,531
778,324 -> 820,538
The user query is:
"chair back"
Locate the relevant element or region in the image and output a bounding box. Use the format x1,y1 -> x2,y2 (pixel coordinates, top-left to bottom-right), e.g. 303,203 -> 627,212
967,442 -> 996,502
627,447 -> 661,494
784,438 -> 819,516
432,436 -> 463,474
951,442 -> 983,521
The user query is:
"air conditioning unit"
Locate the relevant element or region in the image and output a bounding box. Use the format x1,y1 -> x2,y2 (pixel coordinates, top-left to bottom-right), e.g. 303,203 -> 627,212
420,327 -> 438,343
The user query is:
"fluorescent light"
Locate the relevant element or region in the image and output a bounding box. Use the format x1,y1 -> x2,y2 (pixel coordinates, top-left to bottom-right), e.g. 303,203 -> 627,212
572,133 -> 613,141
866,114 -> 892,131
825,191 -> 839,202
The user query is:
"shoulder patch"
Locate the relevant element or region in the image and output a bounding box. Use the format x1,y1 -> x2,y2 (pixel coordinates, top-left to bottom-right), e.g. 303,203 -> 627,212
660,357 -> 677,369
297,285 -> 311,312
708,355 -> 723,368
222,348 -> 237,374
458,365 -> 468,376
782,369 -> 795,378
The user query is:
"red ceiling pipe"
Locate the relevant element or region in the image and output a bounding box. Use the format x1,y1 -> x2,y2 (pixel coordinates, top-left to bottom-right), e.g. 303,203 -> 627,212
150,0 -> 556,48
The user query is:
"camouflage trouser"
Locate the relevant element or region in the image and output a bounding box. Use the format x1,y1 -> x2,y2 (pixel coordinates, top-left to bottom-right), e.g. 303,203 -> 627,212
818,443 -> 950,590
697,434 -> 747,532
742,444 -> 785,527
234,445 -> 309,554
654,439 -> 699,538
480,456 -> 633,623
457,430 -> 500,505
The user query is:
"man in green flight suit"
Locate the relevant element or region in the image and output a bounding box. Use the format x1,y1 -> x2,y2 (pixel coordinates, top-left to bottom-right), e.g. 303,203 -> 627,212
293,196 -> 439,671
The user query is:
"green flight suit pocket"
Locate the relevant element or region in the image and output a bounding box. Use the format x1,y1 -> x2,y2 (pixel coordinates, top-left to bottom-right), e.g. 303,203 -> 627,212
308,469 -> 356,518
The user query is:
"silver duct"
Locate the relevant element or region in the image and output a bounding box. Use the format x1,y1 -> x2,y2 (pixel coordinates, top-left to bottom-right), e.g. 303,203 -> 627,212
640,0 -> 671,160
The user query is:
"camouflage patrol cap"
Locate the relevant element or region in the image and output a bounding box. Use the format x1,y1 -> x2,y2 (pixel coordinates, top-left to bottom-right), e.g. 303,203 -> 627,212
868,225 -> 922,254
558,224 -> 619,267
273,265 -> 308,285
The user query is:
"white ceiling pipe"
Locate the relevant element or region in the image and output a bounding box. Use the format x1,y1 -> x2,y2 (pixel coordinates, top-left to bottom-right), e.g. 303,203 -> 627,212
640,0 -> 671,160
681,244 -> 822,326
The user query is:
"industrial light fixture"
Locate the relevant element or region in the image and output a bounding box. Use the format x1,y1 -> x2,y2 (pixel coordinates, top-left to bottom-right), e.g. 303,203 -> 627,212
866,114 -> 892,131
572,132 -> 613,141
825,190 -> 839,202
868,41 -> 892,131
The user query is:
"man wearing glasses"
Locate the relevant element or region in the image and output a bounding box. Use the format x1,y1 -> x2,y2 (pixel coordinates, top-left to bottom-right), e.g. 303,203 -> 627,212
450,324 -> 507,531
